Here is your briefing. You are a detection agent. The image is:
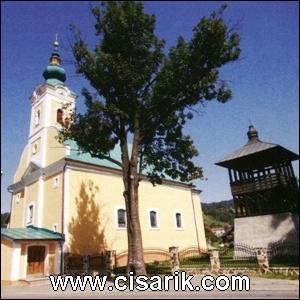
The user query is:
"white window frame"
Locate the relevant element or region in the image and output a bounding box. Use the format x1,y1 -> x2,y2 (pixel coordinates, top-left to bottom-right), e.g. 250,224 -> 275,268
115,206 -> 127,230
27,202 -> 35,225
148,208 -> 160,230
174,211 -> 184,230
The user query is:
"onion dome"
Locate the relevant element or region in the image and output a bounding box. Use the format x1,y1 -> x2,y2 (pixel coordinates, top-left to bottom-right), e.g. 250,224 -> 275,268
43,35 -> 66,85
247,125 -> 259,142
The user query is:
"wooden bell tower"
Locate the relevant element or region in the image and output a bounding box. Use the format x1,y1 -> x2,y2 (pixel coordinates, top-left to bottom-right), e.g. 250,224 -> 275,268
216,125 -> 299,251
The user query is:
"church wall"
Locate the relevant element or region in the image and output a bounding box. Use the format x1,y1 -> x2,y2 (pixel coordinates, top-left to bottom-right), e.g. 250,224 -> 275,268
66,168 -> 207,256
50,99 -> 63,125
66,169 -> 124,255
191,192 -> 207,250
1,238 -> 13,281
9,190 -> 25,228
44,127 -> 66,167
13,145 -> 29,183
25,182 -> 39,226
42,172 -> 63,232
138,180 -> 207,252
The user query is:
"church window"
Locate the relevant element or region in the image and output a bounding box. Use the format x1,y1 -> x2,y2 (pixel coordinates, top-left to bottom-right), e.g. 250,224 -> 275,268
150,210 -> 158,228
56,109 -> 63,125
32,143 -> 38,155
31,139 -> 40,155
117,209 -> 126,228
175,213 -> 182,228
28,204 -> 34,224
53,177 -> 59,188
34,109 -> 41,126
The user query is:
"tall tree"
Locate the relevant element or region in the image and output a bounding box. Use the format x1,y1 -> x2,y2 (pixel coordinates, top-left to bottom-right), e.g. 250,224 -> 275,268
59,1 -> 241,275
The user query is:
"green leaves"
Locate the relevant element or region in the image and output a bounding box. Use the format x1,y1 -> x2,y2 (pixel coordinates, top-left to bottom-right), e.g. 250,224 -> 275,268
62,1 -> 241,184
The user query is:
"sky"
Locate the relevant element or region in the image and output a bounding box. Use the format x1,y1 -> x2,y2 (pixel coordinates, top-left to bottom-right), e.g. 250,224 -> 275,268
1,1 -> 299,213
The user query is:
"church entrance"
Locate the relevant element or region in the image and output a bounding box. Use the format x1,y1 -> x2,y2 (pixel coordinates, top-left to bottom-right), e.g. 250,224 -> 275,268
27,245 -> 45,275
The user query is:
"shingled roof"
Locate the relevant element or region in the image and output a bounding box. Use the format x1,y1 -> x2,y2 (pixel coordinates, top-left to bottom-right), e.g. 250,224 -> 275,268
216,125 -> 299,170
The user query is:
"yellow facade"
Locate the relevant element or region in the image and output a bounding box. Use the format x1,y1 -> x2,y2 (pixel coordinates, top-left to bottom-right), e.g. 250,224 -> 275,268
13,145 -> 29,183
45,127 -> 66,166
42,173 -> 63,232
10,190 -> 25,228
1,238 -> 13,281
67,169 -> 207,258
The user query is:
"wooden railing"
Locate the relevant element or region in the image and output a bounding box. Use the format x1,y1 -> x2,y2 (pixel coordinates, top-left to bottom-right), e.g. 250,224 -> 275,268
231,173 -> 290,195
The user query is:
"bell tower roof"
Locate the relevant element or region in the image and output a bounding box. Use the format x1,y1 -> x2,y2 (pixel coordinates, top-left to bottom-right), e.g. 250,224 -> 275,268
215,125 -> 299,170
43,35 -> 66,85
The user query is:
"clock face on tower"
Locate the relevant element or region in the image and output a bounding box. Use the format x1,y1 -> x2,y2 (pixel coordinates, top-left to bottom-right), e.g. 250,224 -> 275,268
56,87 -> 67,98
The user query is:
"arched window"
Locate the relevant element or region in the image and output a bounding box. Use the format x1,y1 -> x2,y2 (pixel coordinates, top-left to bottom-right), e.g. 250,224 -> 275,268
176,213 -> 182,228
28,204 -> 34,224
56,109 -> 63,125
150,210 -> 157,228
117,209 -> 126,228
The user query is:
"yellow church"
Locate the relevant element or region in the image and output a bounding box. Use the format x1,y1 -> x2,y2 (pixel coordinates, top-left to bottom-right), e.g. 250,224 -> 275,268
1,39 -> 207,282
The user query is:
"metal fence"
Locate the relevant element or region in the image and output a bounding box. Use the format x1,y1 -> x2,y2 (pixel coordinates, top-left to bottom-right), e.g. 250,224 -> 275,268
65,253 -> 106,274
267,240 -> 299,259
234,244 -> 257,260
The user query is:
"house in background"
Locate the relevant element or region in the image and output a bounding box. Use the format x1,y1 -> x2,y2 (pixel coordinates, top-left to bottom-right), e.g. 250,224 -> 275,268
210,227 -> 226,238
1,38 -> 207,283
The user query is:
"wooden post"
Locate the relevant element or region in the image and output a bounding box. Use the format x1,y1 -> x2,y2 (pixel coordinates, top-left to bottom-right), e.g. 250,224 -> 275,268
228,169 -> 233,183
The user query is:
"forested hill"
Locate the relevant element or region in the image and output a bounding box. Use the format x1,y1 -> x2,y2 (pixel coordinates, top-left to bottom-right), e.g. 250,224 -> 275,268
201,199 -> 234,227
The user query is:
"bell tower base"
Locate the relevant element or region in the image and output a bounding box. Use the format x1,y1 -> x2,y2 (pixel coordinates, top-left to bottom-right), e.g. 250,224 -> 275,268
234,212 -> 299,258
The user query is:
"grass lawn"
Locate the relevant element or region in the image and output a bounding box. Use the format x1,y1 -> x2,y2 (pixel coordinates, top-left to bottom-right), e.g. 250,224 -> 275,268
251,272 -> 299,281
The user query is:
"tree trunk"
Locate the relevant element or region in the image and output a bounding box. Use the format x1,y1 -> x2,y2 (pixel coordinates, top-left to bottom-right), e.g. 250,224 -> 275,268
124,173 -> 146,275
120,119 -> 147,276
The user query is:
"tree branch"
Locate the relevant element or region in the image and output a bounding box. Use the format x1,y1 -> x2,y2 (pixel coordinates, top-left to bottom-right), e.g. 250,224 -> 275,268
101,154 -> 123,168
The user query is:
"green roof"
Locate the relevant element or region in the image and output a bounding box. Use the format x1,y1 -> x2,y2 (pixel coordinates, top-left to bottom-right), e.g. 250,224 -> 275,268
64,140 -> 186,184
1,226 -> 64,241
65,139 -> 122,170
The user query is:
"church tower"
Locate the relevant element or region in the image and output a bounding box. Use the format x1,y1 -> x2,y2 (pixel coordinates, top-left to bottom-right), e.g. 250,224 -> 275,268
26,36 -> 76,170
9,37 -> 77,229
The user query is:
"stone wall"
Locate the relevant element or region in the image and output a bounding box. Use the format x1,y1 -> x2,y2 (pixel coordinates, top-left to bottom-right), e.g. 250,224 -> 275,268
234,213 -> 299,254
182,267 -> 299,276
